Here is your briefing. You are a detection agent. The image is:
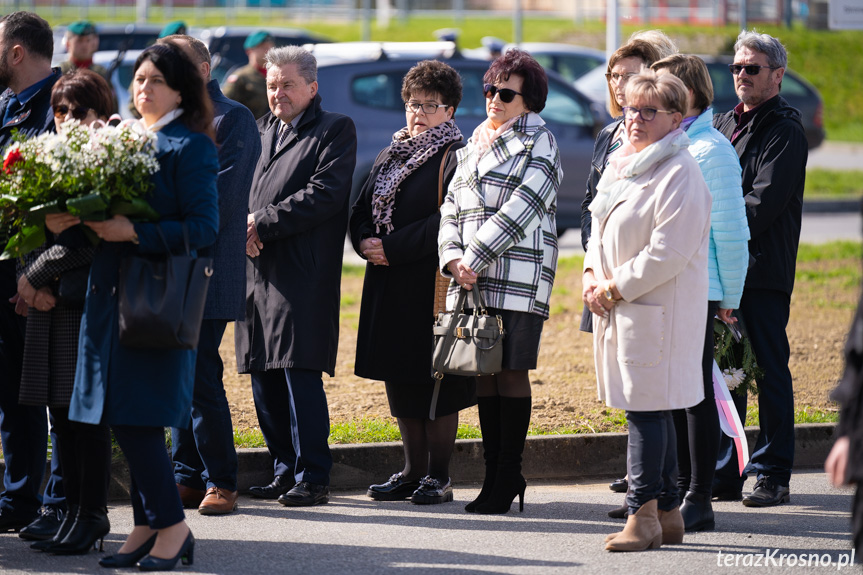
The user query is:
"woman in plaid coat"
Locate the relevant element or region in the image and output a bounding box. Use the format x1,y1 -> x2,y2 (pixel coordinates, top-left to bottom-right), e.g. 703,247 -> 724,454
438,49 -> 562,515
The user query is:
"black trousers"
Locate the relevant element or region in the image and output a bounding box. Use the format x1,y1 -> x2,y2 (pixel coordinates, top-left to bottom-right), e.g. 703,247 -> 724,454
673,301 -> 721,496
52,408 -> 111,510
113,425 -> 184,529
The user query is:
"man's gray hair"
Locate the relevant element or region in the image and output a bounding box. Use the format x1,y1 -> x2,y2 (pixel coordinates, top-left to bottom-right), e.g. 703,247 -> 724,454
734,29 -> 787,69
264,45 -> 317,84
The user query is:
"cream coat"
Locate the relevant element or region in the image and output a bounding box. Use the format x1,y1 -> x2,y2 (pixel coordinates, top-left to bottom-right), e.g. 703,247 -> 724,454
584,133 -> 712,412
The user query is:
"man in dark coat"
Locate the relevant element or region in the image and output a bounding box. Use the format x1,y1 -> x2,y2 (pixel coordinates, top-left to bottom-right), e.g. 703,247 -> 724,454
160,35 -> 261,516
236,45 -> 357,506
712,30 -> 808,508
0,11 -> 66,537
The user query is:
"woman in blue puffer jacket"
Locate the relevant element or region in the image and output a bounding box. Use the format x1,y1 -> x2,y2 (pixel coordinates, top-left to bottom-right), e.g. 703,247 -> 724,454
652,54 -> 750,533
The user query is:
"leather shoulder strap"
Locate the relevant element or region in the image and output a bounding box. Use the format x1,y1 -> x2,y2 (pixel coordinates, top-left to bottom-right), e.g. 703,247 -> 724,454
437,142 -> 458,207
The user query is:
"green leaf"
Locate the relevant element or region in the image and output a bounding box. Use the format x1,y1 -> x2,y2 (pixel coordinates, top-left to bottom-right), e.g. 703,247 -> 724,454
0,222 -> 46,260
66,193 -> 108,220
109,197 -> 160,222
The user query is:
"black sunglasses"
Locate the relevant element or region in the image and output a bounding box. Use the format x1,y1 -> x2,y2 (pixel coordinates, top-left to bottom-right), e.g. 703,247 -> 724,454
53,105 -> 92,121
728,64 -> 779,76
483,83 -> 523,104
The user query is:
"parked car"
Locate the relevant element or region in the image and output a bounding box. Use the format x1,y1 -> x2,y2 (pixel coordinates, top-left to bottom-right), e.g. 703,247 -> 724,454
200,26 -> 331,71
575,54 -> 825,149
313,54 -> 600,232
507,42 -> 606,84
53,24 -> 166,55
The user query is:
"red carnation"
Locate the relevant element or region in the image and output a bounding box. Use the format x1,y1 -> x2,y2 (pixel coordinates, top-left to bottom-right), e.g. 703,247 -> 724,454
3,148 -> 23,174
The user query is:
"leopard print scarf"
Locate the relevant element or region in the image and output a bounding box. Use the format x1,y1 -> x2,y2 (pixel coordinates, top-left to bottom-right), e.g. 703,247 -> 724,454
371,120 -> 463,234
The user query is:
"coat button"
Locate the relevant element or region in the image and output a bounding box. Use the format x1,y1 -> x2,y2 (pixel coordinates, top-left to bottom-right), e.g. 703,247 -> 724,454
90,284 -> 97,294
111,286 -> 117,296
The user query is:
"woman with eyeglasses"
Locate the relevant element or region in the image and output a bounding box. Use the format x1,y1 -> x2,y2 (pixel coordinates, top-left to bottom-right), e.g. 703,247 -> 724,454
438,49 -> 561,515
650,54 -> 750,533
350,60 -> 474,506
13,69 -> 115,556
67,43 -> 218,571
583,70 -> 711,551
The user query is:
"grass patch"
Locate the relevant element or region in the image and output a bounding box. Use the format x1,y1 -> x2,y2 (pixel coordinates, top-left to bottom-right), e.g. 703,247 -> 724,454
796,241 -> 861,262
805,169 -> 863,200
234,428 -> 268,449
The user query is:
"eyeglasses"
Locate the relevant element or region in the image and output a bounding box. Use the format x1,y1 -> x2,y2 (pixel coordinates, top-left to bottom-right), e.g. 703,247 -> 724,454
483,84 -> 523,104
404,102 -> 449,114
623,106 -> 676,122
728,64 -> 779,76
605,72 -> 639,85
53,105 -> 92,120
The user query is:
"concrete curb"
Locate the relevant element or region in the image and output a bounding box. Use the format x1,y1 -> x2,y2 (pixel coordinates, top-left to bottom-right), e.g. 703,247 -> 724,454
802,199 -> 860,214
0,425 -> 838,500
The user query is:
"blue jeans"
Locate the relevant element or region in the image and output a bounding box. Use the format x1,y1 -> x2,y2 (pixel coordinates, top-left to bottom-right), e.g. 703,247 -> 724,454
0,303 -> 63,515
626,410 -> 679,514
250,368 -> 332,486
171,320 -> 238,492
715,289 -> 794,489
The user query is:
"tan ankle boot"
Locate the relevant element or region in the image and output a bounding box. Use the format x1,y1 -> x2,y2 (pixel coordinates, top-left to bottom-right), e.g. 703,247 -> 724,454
657,506 -> 684,544
605,499 -> 662,552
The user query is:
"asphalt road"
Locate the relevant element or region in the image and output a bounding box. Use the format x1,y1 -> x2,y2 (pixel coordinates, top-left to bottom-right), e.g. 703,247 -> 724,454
0,471 -> 854,575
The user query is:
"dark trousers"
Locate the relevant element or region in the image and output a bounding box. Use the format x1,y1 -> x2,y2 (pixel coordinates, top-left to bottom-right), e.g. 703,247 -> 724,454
673,301 -> 721,496
250,368 -> 332,486
626,410 -> 679,514
715,289 -> 794,489
0,303 -> 63,515
52,409 -> 111,510
171,320 -> 238,492
113,425 -> 184,529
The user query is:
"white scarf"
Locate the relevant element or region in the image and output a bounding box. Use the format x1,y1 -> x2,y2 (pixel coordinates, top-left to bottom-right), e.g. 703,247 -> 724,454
141,108 -> 184,132
589,128 -> 689,222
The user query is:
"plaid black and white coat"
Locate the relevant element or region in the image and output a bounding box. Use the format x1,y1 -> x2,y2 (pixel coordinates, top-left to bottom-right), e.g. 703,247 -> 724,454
438,112 -> 562,319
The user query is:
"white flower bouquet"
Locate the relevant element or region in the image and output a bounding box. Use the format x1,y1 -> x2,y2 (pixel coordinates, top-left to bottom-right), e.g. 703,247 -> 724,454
714,317 -> 762,396
0,119 -> 161,259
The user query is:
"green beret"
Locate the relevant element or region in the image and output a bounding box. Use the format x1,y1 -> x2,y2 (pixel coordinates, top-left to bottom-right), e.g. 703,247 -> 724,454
159,20 -> 187,38
67,20 -> 96,36
244,31 -> 272,50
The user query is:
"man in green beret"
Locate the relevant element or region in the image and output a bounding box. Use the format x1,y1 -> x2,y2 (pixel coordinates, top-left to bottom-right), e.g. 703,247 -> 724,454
59,20 -> 110,84
159,20 -> 187,38
222,31 -> 273,119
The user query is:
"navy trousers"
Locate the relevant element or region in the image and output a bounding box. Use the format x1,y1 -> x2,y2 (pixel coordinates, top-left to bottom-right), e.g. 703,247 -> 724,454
171,320 -> 238,492
626,410 -> 679,514
715,288 -> 794,489
0,303 -> 63,516
113,425 -> 184,529
250,368 -> 332,486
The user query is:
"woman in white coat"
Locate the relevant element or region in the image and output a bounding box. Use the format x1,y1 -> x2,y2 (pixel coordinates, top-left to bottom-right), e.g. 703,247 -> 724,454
582,71 -> 712,552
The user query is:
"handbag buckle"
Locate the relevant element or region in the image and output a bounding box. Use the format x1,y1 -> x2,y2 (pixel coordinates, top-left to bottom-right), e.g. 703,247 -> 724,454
455,327 -> 466,339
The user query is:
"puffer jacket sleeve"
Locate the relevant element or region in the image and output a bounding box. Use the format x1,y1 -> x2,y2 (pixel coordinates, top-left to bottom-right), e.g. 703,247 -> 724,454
461,129 -> 561,273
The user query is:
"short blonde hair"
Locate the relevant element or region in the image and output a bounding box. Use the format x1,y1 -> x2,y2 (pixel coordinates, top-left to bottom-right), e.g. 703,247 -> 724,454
628,29 -> 679,60
625,69 -> 689,116
651,54 -> 713,112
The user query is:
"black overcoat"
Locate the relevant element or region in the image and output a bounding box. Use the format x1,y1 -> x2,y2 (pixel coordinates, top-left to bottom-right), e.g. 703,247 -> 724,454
349,142 -> 464,382
235,94 -> 357,376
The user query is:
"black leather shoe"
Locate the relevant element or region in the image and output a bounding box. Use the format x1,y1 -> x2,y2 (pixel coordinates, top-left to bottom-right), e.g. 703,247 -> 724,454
49,507 -> 110,555
30,505 -> 77,551
608,477 -> 628,493
98,534 -> 157,568
137,531 -> 195,571
607,503 -> 629,519
742,478 -> 790,507
410,476 -> 453,505
0,508 -> 39,534
711,484 -> 743,501
18,506 -> 64,541
277,481 -> 330,507
248,475 -> 293,500
680,491 -> 715,531
367,472 -> 421,501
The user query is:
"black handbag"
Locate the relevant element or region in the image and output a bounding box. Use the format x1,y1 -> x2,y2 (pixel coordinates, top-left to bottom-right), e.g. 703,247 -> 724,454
54,265 -> 90,308
118,224 -> 213,350
432,286 -> 505,380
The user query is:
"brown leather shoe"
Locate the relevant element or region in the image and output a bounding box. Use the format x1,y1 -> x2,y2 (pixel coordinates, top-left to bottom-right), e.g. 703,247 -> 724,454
176,484 -> 206,509
198,487 -> 239,516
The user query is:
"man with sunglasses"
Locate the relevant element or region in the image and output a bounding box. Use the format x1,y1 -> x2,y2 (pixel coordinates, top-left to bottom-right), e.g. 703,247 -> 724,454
712,30 -> 808,508
0,12 -> 67,539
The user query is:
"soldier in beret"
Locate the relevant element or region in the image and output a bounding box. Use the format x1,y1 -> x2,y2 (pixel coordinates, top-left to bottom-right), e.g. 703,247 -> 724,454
222,31 -> 272,120
59,20 -> 110,84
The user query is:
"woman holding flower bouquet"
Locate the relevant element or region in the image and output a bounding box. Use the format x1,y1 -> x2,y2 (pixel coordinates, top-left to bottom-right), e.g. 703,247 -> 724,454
583,71 -> 711,552
15,69 -> 115,554
68,43 -> 219,571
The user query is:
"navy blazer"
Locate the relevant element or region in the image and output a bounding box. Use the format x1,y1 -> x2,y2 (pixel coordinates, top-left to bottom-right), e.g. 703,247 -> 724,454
202,80 -> 261,320
70,119 -> 219,428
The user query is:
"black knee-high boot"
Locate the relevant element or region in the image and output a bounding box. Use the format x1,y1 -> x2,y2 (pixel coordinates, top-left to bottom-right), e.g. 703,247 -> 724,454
475,396 -> 530,515
465,396 -> 501,512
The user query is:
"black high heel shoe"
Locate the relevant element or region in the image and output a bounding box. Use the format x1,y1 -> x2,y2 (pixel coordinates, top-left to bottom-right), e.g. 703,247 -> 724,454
49,507 -> 110,555
30,504 -> 77,552
137,531 -> 195,572
474,473 -> 526,515
99,534 -> 157,568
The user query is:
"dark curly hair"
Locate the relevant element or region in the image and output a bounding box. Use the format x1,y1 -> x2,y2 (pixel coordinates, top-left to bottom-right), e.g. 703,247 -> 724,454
483,49 -> 548,113
401,60 -> 463,114
51,69 -> 114,121
133,43 -> 214,140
